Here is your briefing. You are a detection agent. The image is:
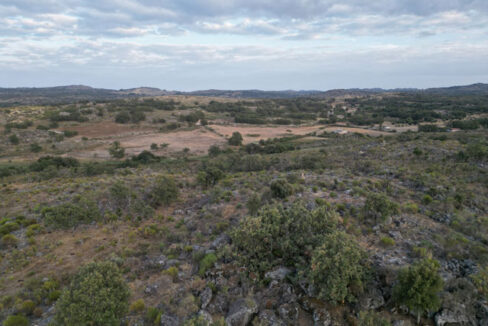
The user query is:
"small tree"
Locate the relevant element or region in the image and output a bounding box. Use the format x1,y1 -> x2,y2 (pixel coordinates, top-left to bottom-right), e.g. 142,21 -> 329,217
208,145 -> 221,157
54,262 -> 130,326
197,166 -> 224,188
362,193 -> 398,224
246,193 -> 261,215
270,179 -> 293,199
108,141 -> 125,159
148,175 -> 179,207
228,132 -> 243,146
393,258 -> 444,324
309,231 -> 367,303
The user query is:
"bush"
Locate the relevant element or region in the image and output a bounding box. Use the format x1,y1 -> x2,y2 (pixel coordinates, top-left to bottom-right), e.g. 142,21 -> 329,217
393,258 -> 443,323
228,132 -> 243,146
232,203 -> 339,277
63,130 -> 78,138
270,179 -> 293,199
115,111 -> 130,124
20,300 -> 36,315
3,315 -> 29,326
145,307 -> 161,325
362,193 -> 398,224
129,299 -> 145,313
30,143 -> 42,153
197,166 -> 224,188
246,193 -> 262,215
108,141 -> 125,159
41,198 -> 101,229
199,253 -> 217,277
308,231 -> 367,303
471,265 -> 488,300
1,234 -> 18,247
380,236 -> 395,247
9,134 -> 19,145
54,262 -> 130,326
208,145 -> 221,157
422,194 -> 433,205
148,176 -> 179,207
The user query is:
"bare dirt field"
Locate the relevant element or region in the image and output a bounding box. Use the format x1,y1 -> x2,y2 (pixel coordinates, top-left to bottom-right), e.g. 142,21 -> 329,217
210,124 -> 325,143
60,122 -> 153,138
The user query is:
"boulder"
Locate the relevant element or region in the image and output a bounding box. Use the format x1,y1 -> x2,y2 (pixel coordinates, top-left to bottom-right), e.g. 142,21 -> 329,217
312,307 -> 331,326
265,267 -> 291,281
256,310 -> 286,326
225,298 -> 258,326
200,287 -> 213,309
160,314 -> 179,326
435,307 -> 471,326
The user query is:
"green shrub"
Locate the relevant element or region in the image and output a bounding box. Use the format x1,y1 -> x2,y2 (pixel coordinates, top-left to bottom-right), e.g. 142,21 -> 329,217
380,237 -> 395,247
3,315 -> 29,326
246,193 -> 262,215
471,265 -> 488,300
63,130 -> 78,138
9,134 -> 19,145
393,258 -> 443,324
30,143 -> 42,153
0,221 -> 20,236
129,299 -> 145,313
362,193 -> 398,224
148,176 -> 178,207
199,253 -> 217,277
197,166 -> 224,188
403,202 -> 419,214
228,132 -> 243,146
308,231 -> 367,303
19,300 -> 36,315
145,307 -> 161,325
232,203 -> 339,277
108,141 -> 125,159
41,198 -> 101,229
54,261 -> 130,326
164,266 -> 178,281
422,194 -> 433,205
1,234 -> 18,247
270,179 -> 293,199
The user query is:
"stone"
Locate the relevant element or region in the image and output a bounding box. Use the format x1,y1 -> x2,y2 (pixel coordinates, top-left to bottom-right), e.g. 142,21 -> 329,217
160,314 -> 179,326
358,286 -> 385,310
225,298 -> 258,326
256,310 -> 286,326
435,308 -> 471,326
392,321 -> 412,326
211,234 -> 231,249
198,310 -> 213,324
207,294 -> 229,315
200,287 -> 213,309
265,267 -> 291,281
278,303 -> 299,324
312,307 -> 331,326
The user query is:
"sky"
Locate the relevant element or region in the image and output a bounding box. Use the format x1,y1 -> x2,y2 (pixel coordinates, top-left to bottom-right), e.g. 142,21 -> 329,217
0,0 -> 487,90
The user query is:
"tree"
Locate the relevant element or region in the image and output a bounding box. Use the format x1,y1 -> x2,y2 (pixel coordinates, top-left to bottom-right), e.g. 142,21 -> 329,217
246,193 -> 261,215
393,258 -> 444,324
54,262 -> 130,326
228,132 -> 243,146
197,166 -> 224,188
270,179 -> 293,199
358,311 -> 390,326
208,145 -> 221,157
362,193 -> 398,224
308,231 -> 367,303
108,141 -> 125,159
148,175 -> 178,207
115,111 -> 131,124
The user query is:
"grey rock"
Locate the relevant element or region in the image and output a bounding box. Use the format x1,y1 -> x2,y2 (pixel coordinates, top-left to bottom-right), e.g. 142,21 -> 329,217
225,298 -> 258,326
211,234 -> 231,249
265,267 -> 291,281
435,307 -> 471,326
166,259 -> 179,268
201,287 -> 213,309
312,307 -> 331,326
257,310 -> 286,326
393,320 -> 412,326
198,310 -> 213,324
160,314 -> 179,326
207,294 -> 229,315
359,286 -> 385,310
278,303 -> 299,323
144,284 -> 158,295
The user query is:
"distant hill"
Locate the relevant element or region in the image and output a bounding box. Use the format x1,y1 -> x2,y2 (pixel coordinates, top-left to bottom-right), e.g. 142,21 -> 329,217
0,83 -> 486,106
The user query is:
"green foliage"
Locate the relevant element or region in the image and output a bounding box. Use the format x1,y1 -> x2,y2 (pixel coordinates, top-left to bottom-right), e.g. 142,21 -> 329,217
148,175 -> 178,207
232,203 -> 339,277
471,265 -> 488,300
308,231 -> 367,303
197,166 -> 224,188
1,234 -> 19,247
228,131 -> 243,146
108,141 -> 125,159
246,193 -> 262,215
199,253 -> 218,277
422,194 -> 433,205
145,307 -> 161,325
30,143 -> 42,153
63,130 -> 78,138
30,156 -> 79,172
54,261 -> 130,326
380,236 -> 395,247
270,179 -> 293,199
208,145 -> 221,157
129,299 -> 145,313
358,311 -> 391,326
393,258 -> 444,320
8,134 -> 19,145
41,197 -> 101,229
362,193 -> 398,224
19,300 -> 36,315
3,315 -> 29,326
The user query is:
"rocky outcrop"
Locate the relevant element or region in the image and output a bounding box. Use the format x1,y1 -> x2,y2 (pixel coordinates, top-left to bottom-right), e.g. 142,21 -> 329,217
225,298 -> 258,326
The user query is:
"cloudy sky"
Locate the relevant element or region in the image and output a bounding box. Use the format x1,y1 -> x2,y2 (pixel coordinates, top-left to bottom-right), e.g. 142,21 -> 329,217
1,0 -> 487,90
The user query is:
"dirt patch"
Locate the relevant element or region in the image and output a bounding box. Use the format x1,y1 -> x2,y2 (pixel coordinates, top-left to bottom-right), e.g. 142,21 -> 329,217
210,124 -> 325,143
59,122 -> 153,138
